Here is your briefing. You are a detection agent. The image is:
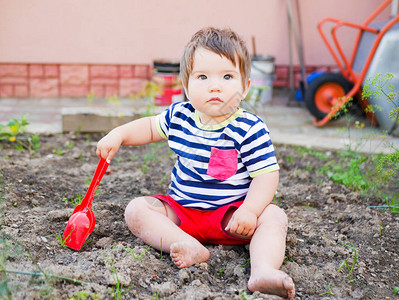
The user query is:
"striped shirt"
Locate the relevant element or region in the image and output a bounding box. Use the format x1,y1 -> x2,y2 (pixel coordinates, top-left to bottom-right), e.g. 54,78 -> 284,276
156,102 -> 279,210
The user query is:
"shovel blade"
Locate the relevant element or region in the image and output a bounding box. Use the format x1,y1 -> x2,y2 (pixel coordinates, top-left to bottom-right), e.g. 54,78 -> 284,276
63,210 -> 95,251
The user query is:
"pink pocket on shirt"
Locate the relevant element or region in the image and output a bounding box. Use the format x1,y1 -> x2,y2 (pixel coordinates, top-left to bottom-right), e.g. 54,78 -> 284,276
207,147 -> 238,181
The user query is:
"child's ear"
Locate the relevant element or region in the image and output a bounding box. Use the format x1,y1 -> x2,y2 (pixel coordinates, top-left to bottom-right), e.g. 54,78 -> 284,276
242,79 -> 251,99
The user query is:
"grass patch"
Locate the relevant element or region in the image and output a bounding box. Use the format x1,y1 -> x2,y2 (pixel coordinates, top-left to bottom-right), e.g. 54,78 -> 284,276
294,145 -> 399,214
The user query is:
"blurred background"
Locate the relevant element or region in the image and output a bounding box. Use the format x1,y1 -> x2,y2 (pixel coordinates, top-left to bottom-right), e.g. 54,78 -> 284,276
0,0 -> 391,99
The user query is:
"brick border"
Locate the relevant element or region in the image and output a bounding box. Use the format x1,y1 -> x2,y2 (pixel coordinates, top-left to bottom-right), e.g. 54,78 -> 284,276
0,63 -> 336,98
0,63 -> 152,98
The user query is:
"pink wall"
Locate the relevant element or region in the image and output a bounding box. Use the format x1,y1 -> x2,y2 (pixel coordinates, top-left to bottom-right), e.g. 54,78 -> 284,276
0,0 -> 390,66
0,0 -> 393,98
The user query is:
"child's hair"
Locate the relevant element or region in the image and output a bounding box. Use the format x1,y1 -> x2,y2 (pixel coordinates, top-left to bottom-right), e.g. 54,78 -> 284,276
180,27 -> 251,90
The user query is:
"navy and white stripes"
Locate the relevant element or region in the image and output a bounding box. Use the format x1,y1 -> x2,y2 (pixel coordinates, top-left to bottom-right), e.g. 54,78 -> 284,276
155,102 -> 279,210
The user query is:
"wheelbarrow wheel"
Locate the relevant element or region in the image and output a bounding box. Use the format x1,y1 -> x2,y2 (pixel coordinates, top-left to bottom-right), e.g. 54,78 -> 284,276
304,73 -> 353,120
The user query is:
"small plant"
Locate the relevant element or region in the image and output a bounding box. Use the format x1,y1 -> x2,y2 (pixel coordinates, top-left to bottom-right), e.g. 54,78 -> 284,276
319,283 -> 335,296
325,73 -> 399,214
338,240 -> 357,279
62,192 -> 83,207
283,256 -> 295,264
0,115 -> 29,142
53,147 -> 63,156
108,265 -> 134,300
1,231 -> 84,298
159,173 -> 169,186
239,289 -> 254,300
140,143 -> 162,173
321,156 -> 370,191
0,115 -> 41,152
87,90 -> 96,106
65,142 -> 75,149
362,73 -> 399,126
68,290 -> 101,300
240,258 -> 250,268
119,244 -> 151,260
159,237 -> 163,259
46,231 -> 72,248
132,81 -> 162,117
294,146 -> 330,160
216,263 -> 227,277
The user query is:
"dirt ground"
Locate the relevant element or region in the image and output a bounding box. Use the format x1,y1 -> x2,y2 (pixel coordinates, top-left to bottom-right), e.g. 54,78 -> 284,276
1,132 -> 398,299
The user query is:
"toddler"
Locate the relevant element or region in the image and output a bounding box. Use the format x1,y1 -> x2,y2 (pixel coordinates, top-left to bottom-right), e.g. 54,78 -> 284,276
96,27 -> 295,299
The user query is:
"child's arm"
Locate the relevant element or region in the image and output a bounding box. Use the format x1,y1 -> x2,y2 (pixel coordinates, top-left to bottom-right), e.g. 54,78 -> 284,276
225,170 -> 279,238
96,116 -> 163,163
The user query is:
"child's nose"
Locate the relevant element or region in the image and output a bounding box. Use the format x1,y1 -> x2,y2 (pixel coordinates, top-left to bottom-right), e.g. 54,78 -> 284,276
208,79 -> 222,93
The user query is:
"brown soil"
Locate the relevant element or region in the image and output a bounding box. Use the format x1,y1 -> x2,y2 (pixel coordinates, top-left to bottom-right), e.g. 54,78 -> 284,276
1,133 -> 398,299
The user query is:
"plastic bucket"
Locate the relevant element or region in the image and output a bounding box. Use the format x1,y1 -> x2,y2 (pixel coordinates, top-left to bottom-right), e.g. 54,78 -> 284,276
152,61 -> 183,106
250,55 -> 275,104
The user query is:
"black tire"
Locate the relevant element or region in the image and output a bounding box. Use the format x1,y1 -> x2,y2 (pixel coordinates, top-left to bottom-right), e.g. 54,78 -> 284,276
304,73 -> 353,120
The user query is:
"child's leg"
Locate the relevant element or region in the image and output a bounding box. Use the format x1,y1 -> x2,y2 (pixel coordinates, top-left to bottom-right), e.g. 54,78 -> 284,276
247,205 -> 295,299
124,196 -> 209,268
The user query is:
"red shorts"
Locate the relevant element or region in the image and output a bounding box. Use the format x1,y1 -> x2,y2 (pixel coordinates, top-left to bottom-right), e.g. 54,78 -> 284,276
152,194 -> 251,245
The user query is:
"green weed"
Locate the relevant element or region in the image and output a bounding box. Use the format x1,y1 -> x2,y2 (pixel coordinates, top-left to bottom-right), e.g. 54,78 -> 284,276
240,258 -> 251,268
140,143 -> 163,173
319,283 -> 335,296
286,155 -> 294,164
107,95 -> 121,107
0,115 -> 41,152
87,90 -> 96,106
76,125 -> 82,135
108,265 -> 134,300
321,157 -> 371,191
68,290 -> 100,300
62,192 -> 83,207
119,244 -> 152,260
65,142 -> 75,149
133,81 -> 161,117
159,237 -> 163,259
239,288 -> 256,300
159,173 -> 169,186
0,231 -> 84,298
301,202 -> 315,210
362,73 -> 399,125
338,241 -> 357,279
0,115 -> 28,142
46,231 -> 72,248
53,147 -> 63,156
369,192 -> 399,214
294,146 -> 330,160
114,157 -> 123,163
216,263 -> 227,277
283,256 -> 295,264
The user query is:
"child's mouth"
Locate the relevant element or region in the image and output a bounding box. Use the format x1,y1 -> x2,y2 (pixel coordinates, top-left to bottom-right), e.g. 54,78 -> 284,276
207,97 -> 222,103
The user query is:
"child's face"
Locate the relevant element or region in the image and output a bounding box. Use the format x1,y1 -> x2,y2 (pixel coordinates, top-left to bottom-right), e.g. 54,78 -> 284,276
185,47 -> 250,125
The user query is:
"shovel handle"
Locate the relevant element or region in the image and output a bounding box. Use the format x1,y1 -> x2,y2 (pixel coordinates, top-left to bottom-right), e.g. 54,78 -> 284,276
82,158 -> 109,209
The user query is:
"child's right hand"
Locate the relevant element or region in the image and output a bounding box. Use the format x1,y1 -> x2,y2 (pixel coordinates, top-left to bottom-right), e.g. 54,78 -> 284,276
96,129 -> 123,163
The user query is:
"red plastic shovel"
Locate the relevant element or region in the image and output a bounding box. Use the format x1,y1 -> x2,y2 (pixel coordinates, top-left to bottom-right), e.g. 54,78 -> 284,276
63,158 -> 109,250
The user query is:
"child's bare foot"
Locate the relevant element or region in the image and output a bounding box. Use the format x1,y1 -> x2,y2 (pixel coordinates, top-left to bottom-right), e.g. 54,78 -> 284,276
248,268 -> 295,299
170,241 -> 210,268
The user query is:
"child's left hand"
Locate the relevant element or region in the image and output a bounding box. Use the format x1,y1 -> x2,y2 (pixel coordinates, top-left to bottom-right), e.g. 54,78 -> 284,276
225,205 -> 257,238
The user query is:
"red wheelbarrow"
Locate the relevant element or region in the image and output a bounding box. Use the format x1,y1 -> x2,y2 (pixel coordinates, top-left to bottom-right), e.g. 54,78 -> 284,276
305,0 -> 399,134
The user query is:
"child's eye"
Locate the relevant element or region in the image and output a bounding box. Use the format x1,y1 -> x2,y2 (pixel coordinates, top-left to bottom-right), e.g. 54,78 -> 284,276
198,75 -> 207,80
224,74 -> 233,80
